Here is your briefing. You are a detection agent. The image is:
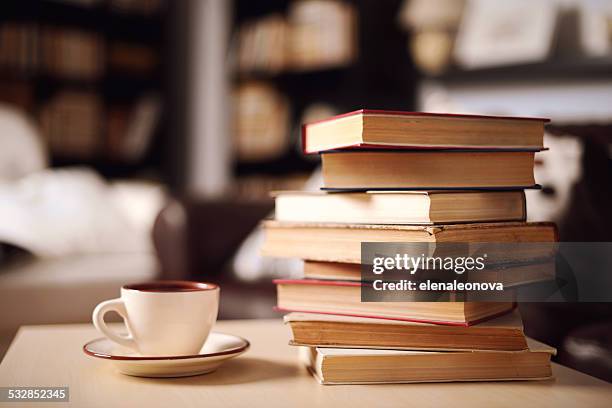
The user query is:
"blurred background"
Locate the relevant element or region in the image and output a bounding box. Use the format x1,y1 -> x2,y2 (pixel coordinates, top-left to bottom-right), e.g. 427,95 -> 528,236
0,0 -> 611,381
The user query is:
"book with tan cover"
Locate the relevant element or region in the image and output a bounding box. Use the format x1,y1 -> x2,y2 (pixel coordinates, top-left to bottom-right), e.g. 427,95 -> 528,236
302,337 -> 556,385
285,309 -> 527,351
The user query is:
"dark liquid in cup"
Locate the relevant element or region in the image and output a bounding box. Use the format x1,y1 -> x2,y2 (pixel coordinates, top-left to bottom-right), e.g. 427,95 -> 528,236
124,281 -> 217,292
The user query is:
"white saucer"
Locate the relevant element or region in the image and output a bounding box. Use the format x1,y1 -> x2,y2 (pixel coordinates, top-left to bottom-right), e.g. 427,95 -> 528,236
83,332 -> 249,378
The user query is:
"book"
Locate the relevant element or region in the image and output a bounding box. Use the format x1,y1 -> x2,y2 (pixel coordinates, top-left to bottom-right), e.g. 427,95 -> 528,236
303,260 -> 555,287
320,150 -> 536,190
108,42 -> 158,74
285,308 -> 527,351
302,110 -> 548,153
233,81 -> 290,161
274,279 -> 514,325
39,91 -> 103,158
301,337 -> 555,384
237,14 -> 288,74
0,23 -> 39,73
40,27 -> 104,80
287,0 -> 357,70
262,221 -> 558,264
274,190 -> 526,224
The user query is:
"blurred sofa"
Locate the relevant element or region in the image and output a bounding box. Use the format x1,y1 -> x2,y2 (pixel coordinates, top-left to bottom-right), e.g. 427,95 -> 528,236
153,197 -> 277,320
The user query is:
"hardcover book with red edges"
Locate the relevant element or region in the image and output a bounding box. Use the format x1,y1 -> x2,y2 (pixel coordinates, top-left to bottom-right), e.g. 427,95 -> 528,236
274,279 -> 515,326
302,109 -> 549,154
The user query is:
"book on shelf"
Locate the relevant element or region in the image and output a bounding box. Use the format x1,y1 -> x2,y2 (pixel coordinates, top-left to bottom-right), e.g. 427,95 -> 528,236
287,0 -> 357,70
0,24 -> 104,80
233,81 -> 290,161
108,42 -> 158,74
41,27 -> 104,80
285,308 -> 527,351
274,279 -> 514,325
237,14 -> 288,74
0,23 -> 39,73
235,0 -> 357,74
39,91 -> 103,158
302,109 -> 548,153
301,337 -> 555,385
302,260 -> 555,287
320,150 -> 537,190
274,190 -> 526,224
262,221 -> 558,264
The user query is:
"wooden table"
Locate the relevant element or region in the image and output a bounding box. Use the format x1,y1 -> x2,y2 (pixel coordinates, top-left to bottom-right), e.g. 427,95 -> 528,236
1,319 -> 611,407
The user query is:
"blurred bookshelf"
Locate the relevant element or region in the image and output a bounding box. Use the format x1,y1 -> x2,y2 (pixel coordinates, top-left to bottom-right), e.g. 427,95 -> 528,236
230,0 -> 418,200
0,0 -> 178,187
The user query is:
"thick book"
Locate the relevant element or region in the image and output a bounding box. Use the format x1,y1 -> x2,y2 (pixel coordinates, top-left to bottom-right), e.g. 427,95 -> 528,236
301,337 -> 555,385
285,309 -> 527,351
274,190 -> 526,224
320,150 -> 536,190
302,109 -> 548,153
303,260 -> 555,287
274,279 -> 515,326
262,221 -> 558,264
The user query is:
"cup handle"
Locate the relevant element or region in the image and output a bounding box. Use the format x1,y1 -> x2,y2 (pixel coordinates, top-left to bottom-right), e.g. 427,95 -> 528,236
92,298 -> 137,350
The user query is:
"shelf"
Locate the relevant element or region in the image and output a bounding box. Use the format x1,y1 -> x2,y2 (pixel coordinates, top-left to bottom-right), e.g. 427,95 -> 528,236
234,151 -> 319,177
52,155 -> 162,180
0,74 -> 161,99
235,65 -> 352,82
428,57 -> 612,83
1,0 -> 163,37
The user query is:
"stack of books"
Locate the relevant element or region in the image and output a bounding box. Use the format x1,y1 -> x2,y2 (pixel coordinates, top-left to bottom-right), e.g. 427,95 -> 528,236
262,109 -> 558,385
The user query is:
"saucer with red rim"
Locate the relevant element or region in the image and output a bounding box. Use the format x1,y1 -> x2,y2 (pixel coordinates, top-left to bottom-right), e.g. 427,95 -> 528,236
83,332 -> 249,378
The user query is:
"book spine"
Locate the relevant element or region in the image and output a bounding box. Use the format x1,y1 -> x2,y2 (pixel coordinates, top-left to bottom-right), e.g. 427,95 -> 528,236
520,190 -> 527,221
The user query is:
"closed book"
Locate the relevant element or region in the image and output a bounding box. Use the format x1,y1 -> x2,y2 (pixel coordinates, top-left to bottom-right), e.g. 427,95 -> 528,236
274,190 -> 526,225
274,279 -> 515,326
262,221 -> 558,264
320,150 -> 537,190
302,109 -> 548,153
302,337 -> 555,385
285,309 -> 527,351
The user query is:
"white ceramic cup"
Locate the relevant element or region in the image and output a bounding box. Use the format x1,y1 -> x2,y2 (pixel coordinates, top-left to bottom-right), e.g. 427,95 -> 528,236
92,281 -> 219,356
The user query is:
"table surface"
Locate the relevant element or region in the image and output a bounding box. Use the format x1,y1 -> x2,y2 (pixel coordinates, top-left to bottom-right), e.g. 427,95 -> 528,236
1,319 -> 611,408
